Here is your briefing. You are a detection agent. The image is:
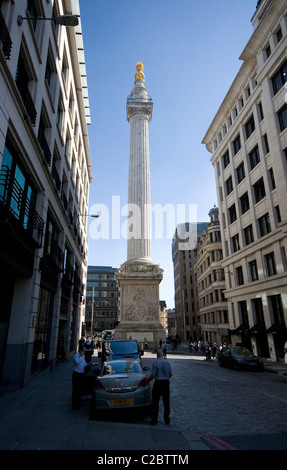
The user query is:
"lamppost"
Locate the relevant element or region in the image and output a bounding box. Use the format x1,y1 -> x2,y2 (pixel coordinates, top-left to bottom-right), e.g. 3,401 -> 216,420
17,14 -> 79,27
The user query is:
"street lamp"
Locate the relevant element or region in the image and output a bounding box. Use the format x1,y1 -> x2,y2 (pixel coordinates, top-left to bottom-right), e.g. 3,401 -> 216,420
78,213 -> 100,218
17,14 -> 79,27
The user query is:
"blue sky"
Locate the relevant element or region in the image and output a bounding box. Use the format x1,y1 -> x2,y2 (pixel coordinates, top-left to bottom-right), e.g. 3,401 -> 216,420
79,0 -> 256,309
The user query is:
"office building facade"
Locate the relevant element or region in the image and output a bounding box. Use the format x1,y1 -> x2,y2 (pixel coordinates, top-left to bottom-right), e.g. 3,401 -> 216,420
0,0 -> 92,386
85,266 -> 120,335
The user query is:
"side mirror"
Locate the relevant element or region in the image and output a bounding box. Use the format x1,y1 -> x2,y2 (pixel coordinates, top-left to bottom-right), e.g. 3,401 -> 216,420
140,350 -> 144,356
143,366 -> 150,371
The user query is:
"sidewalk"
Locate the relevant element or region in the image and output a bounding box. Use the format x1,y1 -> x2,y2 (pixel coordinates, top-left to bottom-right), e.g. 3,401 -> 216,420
0,351 -> 207,451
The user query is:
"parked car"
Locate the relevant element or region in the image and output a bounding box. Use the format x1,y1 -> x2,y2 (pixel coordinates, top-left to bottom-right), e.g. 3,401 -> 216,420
217,346 -> 264,371
100,339 -> 144,363
91,359 -> 151,412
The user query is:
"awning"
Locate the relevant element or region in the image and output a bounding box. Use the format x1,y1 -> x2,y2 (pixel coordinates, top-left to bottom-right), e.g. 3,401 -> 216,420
234,323 -> 249,333
266,323 -> 286,334
250,323 -> 266,334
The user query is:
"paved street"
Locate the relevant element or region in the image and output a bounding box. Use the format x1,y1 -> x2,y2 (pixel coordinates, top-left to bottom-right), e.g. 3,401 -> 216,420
0,343 -> 287,454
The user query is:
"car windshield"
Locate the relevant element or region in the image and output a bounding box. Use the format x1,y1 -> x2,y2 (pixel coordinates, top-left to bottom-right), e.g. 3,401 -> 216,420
233,347 -> 253,356
103,341 -> 139,356
102,360 -> 142,375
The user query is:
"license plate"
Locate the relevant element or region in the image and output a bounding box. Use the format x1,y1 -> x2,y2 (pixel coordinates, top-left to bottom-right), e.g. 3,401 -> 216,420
111,398 -> 133,406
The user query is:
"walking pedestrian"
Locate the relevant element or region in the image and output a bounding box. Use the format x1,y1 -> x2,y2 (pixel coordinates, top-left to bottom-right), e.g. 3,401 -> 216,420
148,349 -> 172,425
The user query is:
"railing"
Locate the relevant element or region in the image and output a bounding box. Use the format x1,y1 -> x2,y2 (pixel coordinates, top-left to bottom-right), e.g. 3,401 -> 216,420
60,188 -> 68,210
45,231 -> 64,271
0,166 -> 44,245
38,124 -> 52,165
15,69 -> 37,126
51,164 -> 61,192
0,10 -> 12,60
127,95 -> 153,103
63,260 -> 74,283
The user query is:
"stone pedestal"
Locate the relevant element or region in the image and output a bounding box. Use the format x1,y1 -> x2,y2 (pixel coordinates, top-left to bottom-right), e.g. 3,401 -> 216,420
115,260 -> 165,351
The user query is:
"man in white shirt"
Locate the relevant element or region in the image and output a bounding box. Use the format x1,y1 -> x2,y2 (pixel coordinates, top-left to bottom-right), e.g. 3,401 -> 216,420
148,349 -> 172,425
72,347 -> 88,410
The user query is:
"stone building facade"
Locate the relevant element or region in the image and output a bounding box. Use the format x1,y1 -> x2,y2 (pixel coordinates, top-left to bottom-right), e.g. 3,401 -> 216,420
202,0 -> 287,360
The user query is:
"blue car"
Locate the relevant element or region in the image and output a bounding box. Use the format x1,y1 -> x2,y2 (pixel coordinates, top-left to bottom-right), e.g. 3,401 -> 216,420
217,346 -> 264,371
100,339 -> 144,363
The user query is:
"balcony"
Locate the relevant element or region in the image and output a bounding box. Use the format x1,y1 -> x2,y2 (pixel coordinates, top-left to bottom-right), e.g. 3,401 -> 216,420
45,232 -> 64,272
0,10 -> 12,60
38,123 -> 52,166
15,67 -> 37,127
0,165 -> 44,246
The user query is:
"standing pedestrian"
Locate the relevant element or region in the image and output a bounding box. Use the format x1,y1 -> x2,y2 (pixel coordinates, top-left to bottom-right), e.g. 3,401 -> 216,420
148,349 -> 172,425
162,341 -> 167,358
72,346 -> 88,410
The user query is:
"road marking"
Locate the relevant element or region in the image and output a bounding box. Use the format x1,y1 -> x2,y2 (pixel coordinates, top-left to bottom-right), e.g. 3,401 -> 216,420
197,432 -> 237,450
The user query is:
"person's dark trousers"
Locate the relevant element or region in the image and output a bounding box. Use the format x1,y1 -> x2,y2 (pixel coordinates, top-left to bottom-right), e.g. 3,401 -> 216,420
72,371 -> 84,409
151,380 -> 170,424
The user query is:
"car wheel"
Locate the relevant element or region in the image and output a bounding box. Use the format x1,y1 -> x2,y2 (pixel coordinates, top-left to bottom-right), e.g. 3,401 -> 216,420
233,361 -> 240,371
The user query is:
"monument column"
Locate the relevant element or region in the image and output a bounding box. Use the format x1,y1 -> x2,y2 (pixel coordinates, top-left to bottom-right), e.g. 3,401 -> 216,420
115,63 -> 165,350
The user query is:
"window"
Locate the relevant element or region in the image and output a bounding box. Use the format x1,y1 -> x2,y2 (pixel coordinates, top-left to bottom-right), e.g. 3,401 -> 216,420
253,177 -> 266,203
62,49 -> 69,86
15,53 -> 37,126
236,266 -> 244,286
232,234 -> 240,253
263,134 -> 269,155
222,150 -> 230,169
45,56 -> 52,86
233,134 -> 241,155
225,176 -> 233,195
238,301 -> 249,327
269,295 -> 284,324
265,252 -> 277,276
69,89 -> 74,116
26,0 -> 38,31
245,115 -> 255,139
38,113 -> 52,166
240,192 -> 250,214
65,130 -> 71,159
45,48 -> 57,98
278,104 -> 287,132
276,28 -> 283,44
258,213 -> 271,237
272,60 -> 287,95
252,298 -> 265,325
57,92 -> 64,133
264,43 -> 271,60
236,162 -> 245,184
249,146 -> 260,170
275,205 -> 281,224
258,102 -> 264,121
228,204 -> 237,223
244,224 -> 254,246
268,168 -> 276,190
249,260 -> 258,281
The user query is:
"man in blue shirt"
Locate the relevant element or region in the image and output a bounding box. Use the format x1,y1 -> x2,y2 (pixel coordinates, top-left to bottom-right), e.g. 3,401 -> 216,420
148,349 -> 172,425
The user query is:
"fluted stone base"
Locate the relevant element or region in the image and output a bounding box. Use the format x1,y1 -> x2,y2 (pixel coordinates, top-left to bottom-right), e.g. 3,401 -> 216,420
114,259 -> 165,351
